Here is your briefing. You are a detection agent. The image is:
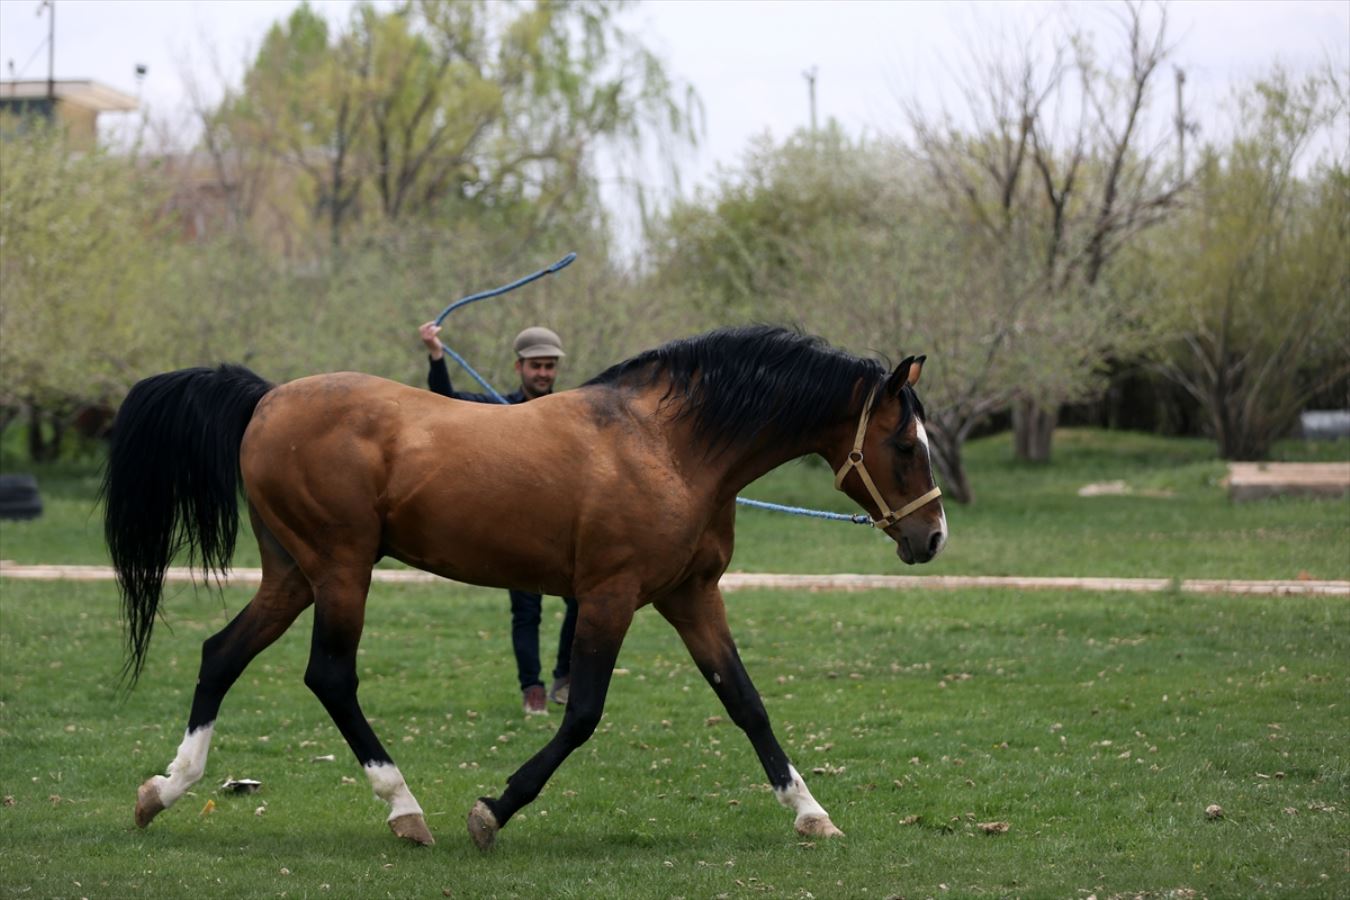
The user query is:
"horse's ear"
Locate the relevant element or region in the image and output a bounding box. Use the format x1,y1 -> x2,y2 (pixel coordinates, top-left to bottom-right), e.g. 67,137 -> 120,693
907,355 -> 927,387
885,356 -> 916,396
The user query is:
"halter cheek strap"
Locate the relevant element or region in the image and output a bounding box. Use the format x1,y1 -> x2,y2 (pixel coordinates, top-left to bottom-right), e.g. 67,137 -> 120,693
833,385 -> 942,529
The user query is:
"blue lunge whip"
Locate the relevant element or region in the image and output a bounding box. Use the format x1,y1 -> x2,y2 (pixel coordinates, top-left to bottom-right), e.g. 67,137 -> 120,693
434,252 -> 577,327
432,253 -> 577,404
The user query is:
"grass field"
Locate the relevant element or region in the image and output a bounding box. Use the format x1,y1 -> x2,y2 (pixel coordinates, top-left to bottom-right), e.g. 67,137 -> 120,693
1,428 -> 1348,898
1,581 -> 1346,898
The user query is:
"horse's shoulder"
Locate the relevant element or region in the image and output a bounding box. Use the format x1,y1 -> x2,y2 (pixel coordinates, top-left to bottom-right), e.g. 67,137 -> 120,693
570,384 -> 631,430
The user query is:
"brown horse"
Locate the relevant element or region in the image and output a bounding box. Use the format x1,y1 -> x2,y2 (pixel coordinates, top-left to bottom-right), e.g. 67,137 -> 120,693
103,325 -> 946,849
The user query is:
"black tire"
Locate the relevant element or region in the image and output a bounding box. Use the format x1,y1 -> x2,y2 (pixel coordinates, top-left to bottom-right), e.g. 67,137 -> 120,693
0,473 -> 42,521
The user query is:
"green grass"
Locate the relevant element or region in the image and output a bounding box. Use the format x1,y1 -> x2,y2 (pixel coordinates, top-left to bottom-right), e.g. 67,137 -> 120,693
1,580 -> 1346,898
3,429 -> 1349,581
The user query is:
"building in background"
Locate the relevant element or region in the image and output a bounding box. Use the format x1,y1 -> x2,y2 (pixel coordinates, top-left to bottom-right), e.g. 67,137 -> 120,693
0,79 -> 136,150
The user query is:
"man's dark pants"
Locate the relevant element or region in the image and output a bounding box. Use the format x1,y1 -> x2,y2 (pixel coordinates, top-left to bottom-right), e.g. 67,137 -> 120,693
508,590 -> 579,691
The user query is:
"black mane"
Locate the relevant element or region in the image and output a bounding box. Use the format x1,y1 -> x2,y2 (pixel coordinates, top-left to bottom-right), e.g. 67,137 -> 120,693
584,325 -> 889,452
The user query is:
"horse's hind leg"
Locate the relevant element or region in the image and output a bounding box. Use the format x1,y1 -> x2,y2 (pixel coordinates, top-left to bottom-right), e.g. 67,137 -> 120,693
303,572 -> 433,846
656,578 -> 844,839
135,530 -> 312,828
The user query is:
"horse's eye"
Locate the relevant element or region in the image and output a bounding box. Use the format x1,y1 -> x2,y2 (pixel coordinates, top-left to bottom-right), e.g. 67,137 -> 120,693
893,441 -> 916,457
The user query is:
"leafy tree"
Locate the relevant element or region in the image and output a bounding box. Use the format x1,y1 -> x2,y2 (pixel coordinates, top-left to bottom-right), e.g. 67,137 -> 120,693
0,127 -> 172,459
904,0 -> 1183,462
1151,69 -> 1349,459
646,124 -> 881,322
205,0 -> 697,250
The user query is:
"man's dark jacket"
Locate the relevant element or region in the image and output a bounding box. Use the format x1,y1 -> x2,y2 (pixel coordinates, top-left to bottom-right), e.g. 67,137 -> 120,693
427,357 -> 527,405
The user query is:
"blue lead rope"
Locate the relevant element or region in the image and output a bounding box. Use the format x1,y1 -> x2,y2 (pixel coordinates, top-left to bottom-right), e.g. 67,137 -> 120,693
734,497 -> 872,525
432,252 -> 870,524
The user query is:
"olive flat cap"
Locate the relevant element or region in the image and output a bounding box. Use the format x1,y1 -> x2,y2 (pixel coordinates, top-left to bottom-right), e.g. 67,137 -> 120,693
513,326 -> 565,358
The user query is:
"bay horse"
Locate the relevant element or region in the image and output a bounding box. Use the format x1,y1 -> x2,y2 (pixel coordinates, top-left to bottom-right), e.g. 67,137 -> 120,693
103,324 -> 946,849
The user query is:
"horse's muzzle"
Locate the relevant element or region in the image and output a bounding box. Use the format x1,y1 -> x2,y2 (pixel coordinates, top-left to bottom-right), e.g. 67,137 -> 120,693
895,528 -> 945,565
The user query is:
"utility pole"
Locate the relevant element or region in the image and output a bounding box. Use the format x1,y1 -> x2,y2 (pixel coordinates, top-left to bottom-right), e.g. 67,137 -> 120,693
802,65 -> 817,135
1173,66 -> 1186,183
42,0 -> 55,104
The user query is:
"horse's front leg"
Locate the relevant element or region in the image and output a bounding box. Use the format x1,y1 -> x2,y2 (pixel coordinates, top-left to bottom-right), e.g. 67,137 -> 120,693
468,594 -> 635,850
656,580 -> 844,839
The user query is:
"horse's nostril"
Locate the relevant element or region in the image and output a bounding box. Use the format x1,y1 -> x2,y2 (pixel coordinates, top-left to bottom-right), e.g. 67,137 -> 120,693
929,532 -> 944,555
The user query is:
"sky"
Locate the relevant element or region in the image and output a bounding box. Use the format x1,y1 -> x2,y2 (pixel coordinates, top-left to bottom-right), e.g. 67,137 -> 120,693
2,0 -> 1346,234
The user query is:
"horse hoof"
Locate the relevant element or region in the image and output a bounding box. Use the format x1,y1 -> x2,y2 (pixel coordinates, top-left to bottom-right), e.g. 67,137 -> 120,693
466,800 -> 499,851
134,780 -> 166,829
388,813 -> 435,846
795,814 -> 844,838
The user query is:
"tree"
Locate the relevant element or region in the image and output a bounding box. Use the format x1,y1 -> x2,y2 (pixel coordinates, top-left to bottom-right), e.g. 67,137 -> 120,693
204,0 -> 697,251
1151,69 -> 1350,459
647,125 -> 883,322
0,127 -> 173,459
904,0 -> 1184,462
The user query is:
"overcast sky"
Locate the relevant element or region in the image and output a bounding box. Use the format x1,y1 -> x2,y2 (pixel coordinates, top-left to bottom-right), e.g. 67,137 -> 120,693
2,0 -> 1345,225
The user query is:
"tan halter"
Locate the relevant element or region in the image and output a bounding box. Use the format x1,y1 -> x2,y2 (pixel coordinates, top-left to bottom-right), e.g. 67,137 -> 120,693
833,384 -> 942,529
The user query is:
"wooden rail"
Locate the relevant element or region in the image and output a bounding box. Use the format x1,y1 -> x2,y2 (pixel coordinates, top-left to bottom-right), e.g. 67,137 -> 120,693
1226,462 -> 1350,502
2,562 -> 1346,596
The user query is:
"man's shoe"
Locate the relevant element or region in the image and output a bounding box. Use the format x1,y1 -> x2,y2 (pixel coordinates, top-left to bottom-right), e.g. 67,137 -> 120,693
548,676 -> 570,706
523,685 -> 548,715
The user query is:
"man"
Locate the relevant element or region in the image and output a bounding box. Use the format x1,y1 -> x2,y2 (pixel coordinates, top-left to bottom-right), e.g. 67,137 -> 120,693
418,321 -> 578,715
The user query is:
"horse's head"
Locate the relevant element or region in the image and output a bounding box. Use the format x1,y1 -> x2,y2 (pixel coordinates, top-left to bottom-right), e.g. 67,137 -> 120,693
833,356 -> 947,565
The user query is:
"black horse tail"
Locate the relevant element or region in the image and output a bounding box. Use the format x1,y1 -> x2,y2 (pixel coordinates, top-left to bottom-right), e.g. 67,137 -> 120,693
101,364 -> 274,685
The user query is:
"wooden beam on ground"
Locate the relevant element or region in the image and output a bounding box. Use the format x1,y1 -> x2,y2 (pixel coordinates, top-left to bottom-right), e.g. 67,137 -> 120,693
1226,462 -> 1350,502
2,562 -> 1346,596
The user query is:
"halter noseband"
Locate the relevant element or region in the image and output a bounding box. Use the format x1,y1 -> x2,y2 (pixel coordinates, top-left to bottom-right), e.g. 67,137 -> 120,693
833,384 -> 942,529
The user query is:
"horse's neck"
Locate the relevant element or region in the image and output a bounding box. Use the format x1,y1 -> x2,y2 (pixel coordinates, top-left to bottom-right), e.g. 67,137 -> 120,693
673,416 -> 855,507
619,380 -> 861,505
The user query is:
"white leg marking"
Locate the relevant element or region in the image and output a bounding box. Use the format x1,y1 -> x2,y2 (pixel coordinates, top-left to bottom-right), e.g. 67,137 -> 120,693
152,723 -> 215,808
364,762 -> 424,821
774,764 -> 830,823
